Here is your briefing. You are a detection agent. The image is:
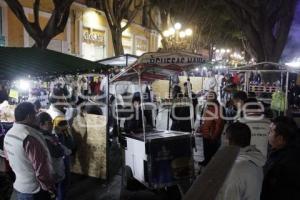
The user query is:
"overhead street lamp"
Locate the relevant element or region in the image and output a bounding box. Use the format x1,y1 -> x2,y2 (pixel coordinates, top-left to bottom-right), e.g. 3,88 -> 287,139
162,22 -> 193,51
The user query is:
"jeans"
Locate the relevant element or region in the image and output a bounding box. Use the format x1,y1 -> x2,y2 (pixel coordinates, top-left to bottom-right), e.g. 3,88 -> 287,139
13,189 -> 51,200
56,181 -> 66,200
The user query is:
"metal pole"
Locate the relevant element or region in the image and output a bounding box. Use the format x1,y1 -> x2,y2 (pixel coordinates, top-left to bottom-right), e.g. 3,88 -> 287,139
138,71 -> 146,142
244,72 -> 247,92
106,74 -> 110,181
167,76 -> 171,130
114,83 -> 121,133
280,72 -> 283,91
285,72 -> 289,115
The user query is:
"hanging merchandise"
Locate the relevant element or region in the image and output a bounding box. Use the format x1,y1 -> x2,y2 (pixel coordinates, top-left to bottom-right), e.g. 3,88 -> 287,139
271,91 -> 287,112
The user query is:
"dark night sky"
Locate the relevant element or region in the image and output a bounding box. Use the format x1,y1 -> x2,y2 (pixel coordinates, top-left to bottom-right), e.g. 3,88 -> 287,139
281,1 -> 300,62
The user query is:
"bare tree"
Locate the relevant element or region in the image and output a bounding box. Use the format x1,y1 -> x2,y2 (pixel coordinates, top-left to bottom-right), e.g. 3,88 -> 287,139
100,0 -> 144,56
5,0 -> 75,49
224,0 -> 298,62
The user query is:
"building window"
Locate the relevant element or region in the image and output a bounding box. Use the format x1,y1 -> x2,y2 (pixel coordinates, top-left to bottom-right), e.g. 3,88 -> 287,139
135,36 -> 148,56
123,35 -> 133,54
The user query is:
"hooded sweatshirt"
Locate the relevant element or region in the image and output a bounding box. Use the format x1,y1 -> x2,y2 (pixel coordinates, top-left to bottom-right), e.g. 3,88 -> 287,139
216,145 -> 266,200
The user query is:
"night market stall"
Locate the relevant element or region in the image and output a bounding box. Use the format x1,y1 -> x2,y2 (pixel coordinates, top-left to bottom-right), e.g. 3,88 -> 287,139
229,62 -> 300,124
0,47 -> 112,180
110,51 -> 206,190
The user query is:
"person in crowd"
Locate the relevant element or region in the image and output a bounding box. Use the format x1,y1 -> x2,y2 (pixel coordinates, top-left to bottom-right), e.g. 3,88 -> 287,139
33,99 -> 42,113
204,70 -> 217,92
183,82 -> 198,108
224,90 -> 247,123
171,82 -> 198,132
37,112 -> 71,200
47,88 -> 68,120
232,90 -> 248,117
124,94 -> 145,134
238,98 -> 270,157
261,117 -> 300,200
0,84 -> 8,104
4,102 -> 55,200
47,88 -> 75,198
217,122 -> 266,200
170,85 -> 184,131
52,116 -> 75,195
197,91 -> 224,166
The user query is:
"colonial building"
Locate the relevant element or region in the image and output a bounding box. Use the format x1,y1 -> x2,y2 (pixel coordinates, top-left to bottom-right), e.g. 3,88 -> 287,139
0,0 -> 160,61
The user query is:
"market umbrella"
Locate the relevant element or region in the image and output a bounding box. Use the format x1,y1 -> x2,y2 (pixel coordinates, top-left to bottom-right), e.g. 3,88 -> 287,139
0,47 -> 109,79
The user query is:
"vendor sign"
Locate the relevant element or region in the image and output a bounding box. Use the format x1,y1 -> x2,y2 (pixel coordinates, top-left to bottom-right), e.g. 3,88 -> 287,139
136,52 -> 205,66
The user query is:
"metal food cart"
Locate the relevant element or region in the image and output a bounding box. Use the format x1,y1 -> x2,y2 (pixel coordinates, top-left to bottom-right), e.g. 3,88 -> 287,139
110,51 -> 205,189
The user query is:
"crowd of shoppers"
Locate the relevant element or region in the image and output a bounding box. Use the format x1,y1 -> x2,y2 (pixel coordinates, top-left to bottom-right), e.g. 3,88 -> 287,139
3,87 -> 76,200
2,79 -> 300,200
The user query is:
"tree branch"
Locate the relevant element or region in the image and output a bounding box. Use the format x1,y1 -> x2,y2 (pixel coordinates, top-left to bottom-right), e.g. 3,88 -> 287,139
121,0 -> 143,32
228,0 -> 258,18
33,0 -> 40,26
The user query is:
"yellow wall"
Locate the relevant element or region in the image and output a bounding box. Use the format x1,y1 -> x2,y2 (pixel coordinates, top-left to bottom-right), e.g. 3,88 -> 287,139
19,0 -> 54,13
5,1 -> 159,57
7,9 -> 24,47
28,14 -> 66,41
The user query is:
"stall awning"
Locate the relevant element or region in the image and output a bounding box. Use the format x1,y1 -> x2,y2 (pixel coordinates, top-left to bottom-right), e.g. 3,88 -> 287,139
96,54 -> 138,67
111,51 -> 206,82
0,47 -> 109,79
229,62 -> 300,73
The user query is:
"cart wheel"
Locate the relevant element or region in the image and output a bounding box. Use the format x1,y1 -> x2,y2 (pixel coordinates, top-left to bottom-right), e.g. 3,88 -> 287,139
123,166 -> 134,190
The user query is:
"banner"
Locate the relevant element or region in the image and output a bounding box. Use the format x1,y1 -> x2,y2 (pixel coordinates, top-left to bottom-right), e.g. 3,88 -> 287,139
136,52 -> 205,66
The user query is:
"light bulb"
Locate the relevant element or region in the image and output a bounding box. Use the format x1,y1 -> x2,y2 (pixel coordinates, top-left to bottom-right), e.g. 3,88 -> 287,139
179,31 -> 186,38
163,30 -> 170,37
169,28 -> 175,35
174,23 -> 182,30
185,29 -> 193,36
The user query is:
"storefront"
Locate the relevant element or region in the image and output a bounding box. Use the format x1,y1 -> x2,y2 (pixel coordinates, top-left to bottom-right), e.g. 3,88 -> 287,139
81,9 -> 108,61
82,27 -> 106,61
134,35 -> 148,56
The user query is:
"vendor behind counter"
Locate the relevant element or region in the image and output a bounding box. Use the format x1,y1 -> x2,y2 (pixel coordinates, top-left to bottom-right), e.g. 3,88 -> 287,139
124,93 -> 153,134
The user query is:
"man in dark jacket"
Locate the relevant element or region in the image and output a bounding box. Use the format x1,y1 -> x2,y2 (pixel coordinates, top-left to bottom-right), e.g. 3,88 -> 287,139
261,116 -> 300,200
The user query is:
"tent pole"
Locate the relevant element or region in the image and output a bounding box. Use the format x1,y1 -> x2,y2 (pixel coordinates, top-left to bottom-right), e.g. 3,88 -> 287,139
138,71 -> 146,142
285,72 -> 289,116
167,76 -> 171,130
106,74 -> 110,182
244,72 -> 247,92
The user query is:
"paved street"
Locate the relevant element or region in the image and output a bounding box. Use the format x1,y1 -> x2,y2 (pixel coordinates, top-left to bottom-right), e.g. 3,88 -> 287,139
67,138 -> 204,200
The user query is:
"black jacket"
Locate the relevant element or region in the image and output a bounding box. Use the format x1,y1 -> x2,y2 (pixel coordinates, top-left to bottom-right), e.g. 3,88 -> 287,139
124,108 -> 144,134
261,145 -> 300,200
170,93 -> 198,132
